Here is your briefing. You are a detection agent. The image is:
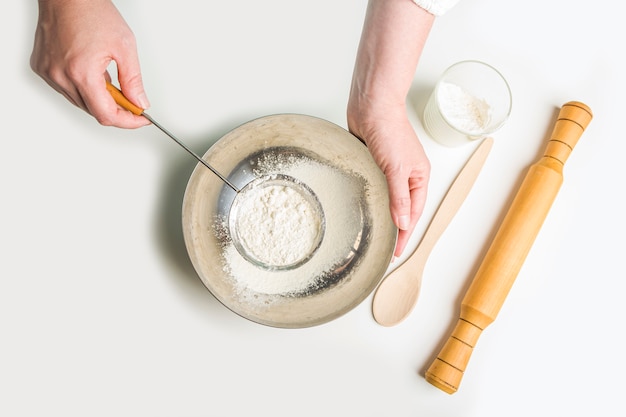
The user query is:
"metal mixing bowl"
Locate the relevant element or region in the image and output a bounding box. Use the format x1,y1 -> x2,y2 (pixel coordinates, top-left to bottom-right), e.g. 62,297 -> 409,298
182,114 -> 397,328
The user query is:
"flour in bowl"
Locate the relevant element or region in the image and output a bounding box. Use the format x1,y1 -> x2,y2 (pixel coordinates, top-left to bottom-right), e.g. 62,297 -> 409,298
213,150 -> 369,300
233,180 -> 323,268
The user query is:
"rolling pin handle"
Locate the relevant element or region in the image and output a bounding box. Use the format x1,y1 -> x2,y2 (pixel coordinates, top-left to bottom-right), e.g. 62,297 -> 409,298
544,101 -> 593,165
425,317 -> 483,394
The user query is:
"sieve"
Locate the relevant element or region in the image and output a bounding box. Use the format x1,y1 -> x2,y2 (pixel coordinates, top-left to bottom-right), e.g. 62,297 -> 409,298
228,174 -> 326,271
107,82 -> 326,269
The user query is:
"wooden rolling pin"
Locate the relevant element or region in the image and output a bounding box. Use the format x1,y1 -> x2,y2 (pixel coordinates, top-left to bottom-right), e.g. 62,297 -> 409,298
425,101 -> 593,394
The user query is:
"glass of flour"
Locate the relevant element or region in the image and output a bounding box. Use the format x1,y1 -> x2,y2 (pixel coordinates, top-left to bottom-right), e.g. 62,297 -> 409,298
423,60 -> 512,147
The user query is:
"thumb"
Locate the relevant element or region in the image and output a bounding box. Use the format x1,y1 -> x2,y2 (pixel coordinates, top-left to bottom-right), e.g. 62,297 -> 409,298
386,171 -> 412,232
116,52 -> 150,110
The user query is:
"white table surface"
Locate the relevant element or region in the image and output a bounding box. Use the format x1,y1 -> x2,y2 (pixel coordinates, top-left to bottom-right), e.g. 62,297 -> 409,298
3,1 -> 624,416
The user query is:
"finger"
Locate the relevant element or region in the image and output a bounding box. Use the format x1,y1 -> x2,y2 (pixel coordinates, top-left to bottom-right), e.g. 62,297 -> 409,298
386,170 -> 412,232
54,83 -> 86,111
395,229 -> 411,257
36,68 -> 88,112
80,72 -> 149,128
408,175 -> 428,226
115,44 -> 150,110
385,171 -> 413,257
394,180 -> 428,256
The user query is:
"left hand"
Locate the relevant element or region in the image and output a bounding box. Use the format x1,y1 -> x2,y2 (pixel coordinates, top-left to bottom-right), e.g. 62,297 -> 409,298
348,102 -> 430,257
347,0 -> 435,256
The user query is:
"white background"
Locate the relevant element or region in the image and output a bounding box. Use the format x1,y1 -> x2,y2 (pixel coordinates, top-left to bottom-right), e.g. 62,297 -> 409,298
2,1 -> 624,416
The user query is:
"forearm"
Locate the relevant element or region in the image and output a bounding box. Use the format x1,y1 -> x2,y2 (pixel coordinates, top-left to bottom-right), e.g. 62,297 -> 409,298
36,0 -> 112,12
35,0 -> 116,31
349,0 -> 435,117
37,0 -> 110,6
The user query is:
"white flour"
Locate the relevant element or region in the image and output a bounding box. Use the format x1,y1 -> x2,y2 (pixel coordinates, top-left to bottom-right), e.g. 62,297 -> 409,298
214,152 -> 365,299
438,82 -> 491,133
234,182 -> 322,267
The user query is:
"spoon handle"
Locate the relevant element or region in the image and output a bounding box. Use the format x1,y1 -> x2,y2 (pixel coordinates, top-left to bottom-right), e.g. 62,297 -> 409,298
415,137 -> 494,261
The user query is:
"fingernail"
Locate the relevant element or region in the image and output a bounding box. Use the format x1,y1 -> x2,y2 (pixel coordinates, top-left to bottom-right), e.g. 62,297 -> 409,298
137,92 -> 150,109
398,215 -> 410,230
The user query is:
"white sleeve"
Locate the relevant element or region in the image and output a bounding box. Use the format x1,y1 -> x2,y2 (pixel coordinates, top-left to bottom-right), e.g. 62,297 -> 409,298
411,0 -> 462,16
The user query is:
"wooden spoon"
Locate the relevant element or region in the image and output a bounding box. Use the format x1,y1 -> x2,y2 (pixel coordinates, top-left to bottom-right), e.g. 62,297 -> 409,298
372,137 -> 494,326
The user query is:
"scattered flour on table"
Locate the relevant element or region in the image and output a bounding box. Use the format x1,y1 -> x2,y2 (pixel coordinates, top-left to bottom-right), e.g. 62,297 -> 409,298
213,152 -> 366,301
234,182 -> 321,267
438,81 -> 492,133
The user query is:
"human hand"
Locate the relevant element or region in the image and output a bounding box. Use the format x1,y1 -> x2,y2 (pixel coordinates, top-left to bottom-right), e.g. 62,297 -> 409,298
348,0 -> 434,256
30,0 -> 150,128
348,103 -> 430,257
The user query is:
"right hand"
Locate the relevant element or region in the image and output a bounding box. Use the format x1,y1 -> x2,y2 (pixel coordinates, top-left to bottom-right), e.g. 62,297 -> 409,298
30,0 -> 150,128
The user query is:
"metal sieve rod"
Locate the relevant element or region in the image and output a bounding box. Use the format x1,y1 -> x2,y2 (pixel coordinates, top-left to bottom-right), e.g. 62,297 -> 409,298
142,112 -> 240,193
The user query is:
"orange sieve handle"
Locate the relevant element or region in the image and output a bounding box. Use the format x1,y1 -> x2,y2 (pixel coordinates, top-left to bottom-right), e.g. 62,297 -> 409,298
105,81 -> 144,116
